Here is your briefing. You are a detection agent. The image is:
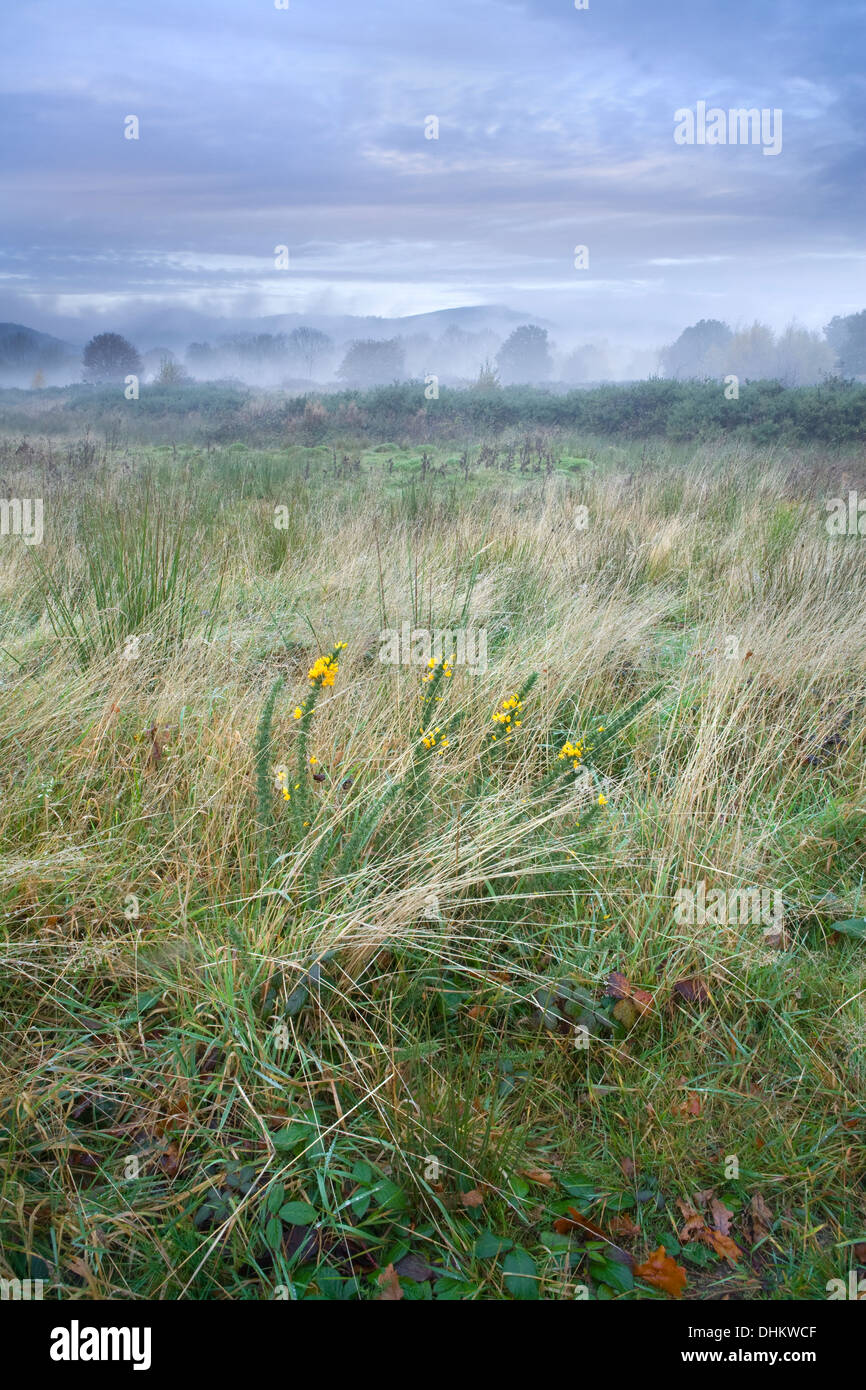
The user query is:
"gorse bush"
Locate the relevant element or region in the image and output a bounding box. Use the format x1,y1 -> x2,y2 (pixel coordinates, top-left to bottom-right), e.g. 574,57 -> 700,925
3,375 -> 865,446
253,642 -> 663,937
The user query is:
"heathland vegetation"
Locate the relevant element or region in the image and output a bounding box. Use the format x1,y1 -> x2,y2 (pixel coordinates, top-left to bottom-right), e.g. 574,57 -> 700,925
1,404 -> 864,1300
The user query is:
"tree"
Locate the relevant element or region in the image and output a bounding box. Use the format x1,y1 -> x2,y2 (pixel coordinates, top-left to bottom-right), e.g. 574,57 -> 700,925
773,324 -> 834,386
717,322 -> 777,379
660,320 -> 732,379
495,325 -> 553,384
288,327 -> 333,379
186,341 -> 216,372
561,342 -> 613,384
337,338 -> 405,387
825,311 -> 866,377
156,356 -> 190,385
473,358 -> 501,393
82,332 -> 141,383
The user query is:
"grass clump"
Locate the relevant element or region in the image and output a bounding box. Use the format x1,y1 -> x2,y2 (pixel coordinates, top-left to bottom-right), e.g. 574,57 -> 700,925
0,434 -> 864,1301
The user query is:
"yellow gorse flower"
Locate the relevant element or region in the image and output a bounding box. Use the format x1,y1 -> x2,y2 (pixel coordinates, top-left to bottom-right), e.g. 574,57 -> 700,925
294,642 -> 347,719
490,693 -> 523,745
308,653 -> 339,686
558,738 -> 584,770
422,656 -> 453,683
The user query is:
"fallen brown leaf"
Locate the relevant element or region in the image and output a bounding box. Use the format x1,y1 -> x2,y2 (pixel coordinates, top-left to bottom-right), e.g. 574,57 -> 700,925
377,1263 -> 404,1300
672,976 -> 710,1005
674,1091 -> 702,1118
521,1168 -> 555,1187
709,1197 -> 733,1236
553,1207 -> 610,1241
705,1230 -> 743,1264
609,1214 -> 641,1240
634,1246 -> 687,1298
677,1199 -> 707,1245
66,1256 -> 97,1291
747,1192 -> 773,1245
158,1140 -> 181,1178
606,971 -> 653,1016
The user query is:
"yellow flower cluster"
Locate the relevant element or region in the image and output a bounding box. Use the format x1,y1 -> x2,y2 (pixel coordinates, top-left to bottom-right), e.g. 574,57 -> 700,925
558,738 -> 584,770
419,724 -> 449,755
490,693 -> 523,744
308,641 -> 346,688
422,656 -> 453,683
294,642 -> 347,718
275,768 -> 299,801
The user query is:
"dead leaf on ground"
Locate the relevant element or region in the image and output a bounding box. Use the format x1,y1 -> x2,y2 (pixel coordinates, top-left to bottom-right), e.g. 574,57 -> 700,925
158,1140 -> 181,1178
377,1263 -> 404,1301
460,1188 -> 485,1208
677,1199 -> 707,1244
554,1207 -> 635,1263
521,1168 -> 555,1187
705,1230 -> 743,1264
674,1091 -> 703,1118
677,1195 -> 742,1264
710,1197 -> 733,1236
672,976 -> 710,1005
66,1256 -> 97,1291
609,1214 -> 641,1240
634,1246 -> 687,1298
606,971 -> 653,1016
553,1207 -> 610,1241
612,998 -> 642,1028
394,1253 -> 436,1283
746,1192 -> 773,1245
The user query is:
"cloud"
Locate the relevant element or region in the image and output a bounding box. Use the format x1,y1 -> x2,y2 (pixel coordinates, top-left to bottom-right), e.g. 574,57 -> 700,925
1,0 -> 863,342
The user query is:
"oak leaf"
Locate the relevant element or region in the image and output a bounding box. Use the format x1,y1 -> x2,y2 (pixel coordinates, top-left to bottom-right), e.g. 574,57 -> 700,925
634,1246 -> 687,1298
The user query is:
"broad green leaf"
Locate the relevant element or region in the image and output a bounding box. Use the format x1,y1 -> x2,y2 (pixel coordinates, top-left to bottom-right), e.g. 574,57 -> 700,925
503,1247 -> 539,1300
474,1229 -> 514,1259
271,1122 -> 313,1150
265,1215 -> 283,1249
594,1257 -> 634,1294
832,918 -> 866,939
279,1201 -> 318,1226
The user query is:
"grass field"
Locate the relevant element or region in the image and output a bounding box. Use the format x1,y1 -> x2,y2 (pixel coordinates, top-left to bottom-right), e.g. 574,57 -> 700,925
1,429 -> 864,1301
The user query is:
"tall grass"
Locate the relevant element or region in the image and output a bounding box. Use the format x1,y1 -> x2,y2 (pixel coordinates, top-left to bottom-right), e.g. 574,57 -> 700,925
0,438 -> 864,1301
32,479 -> 215,666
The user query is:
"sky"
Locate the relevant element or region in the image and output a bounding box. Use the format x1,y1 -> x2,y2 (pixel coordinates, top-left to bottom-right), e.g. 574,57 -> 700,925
1,0 -> 865,347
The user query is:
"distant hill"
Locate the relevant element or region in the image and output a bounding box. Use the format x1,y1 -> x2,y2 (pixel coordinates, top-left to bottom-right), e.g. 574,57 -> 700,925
0,306 -> 546,358
0,307 -> 566,386
0,322 -> 80,383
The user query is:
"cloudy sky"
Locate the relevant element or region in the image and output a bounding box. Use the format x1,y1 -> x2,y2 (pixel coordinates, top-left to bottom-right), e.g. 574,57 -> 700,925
1,0 -> 864,345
